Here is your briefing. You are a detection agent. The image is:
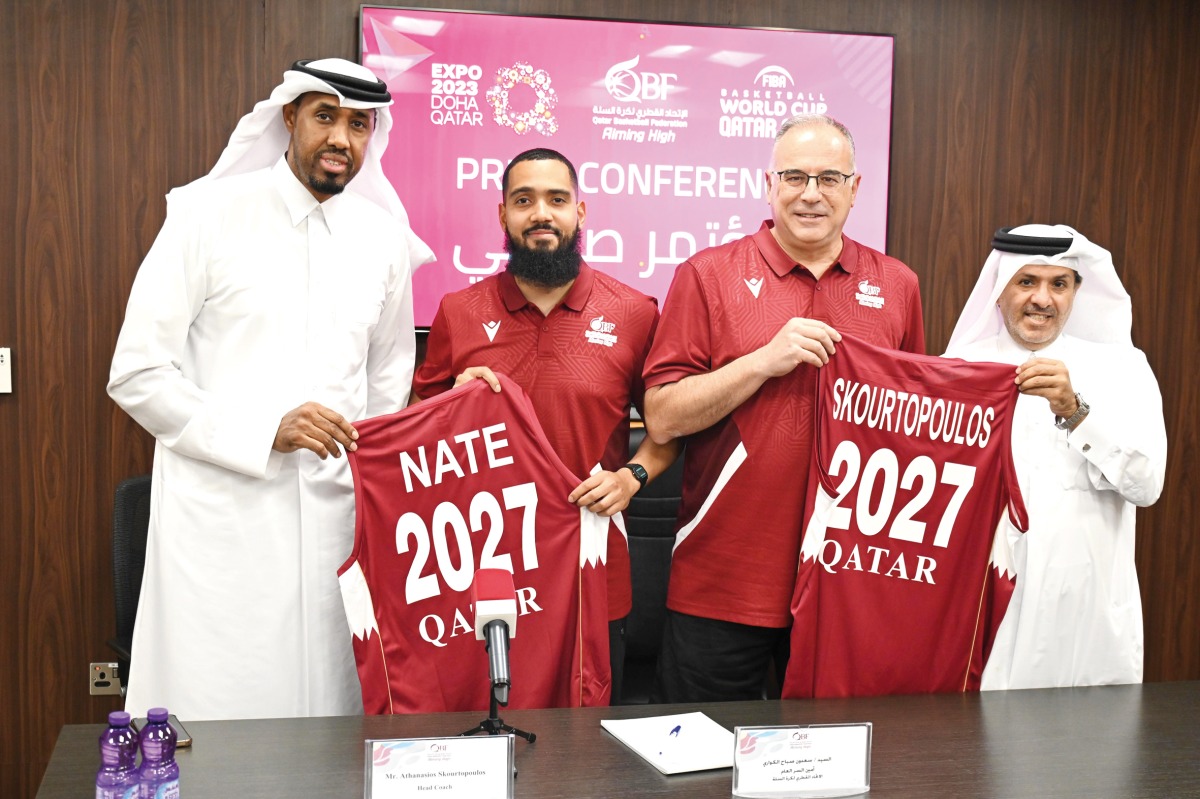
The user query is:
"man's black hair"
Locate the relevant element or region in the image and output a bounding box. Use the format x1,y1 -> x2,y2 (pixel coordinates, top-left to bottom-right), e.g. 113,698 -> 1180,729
501,148 -> 579,195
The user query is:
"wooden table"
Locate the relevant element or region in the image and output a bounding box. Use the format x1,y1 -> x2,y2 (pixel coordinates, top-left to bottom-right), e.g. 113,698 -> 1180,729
38,682 -> 1200,797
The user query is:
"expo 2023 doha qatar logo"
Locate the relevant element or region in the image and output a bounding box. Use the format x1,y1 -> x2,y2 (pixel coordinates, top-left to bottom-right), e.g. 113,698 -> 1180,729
485,61 -> 559,136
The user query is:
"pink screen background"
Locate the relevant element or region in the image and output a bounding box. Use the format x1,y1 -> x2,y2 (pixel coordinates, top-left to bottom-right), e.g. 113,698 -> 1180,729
361,8 -> 894,326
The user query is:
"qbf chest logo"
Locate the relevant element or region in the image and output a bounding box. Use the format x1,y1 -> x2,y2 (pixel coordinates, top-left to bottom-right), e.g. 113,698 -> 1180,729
585,315 -> 618,347
855,279 -> 885,309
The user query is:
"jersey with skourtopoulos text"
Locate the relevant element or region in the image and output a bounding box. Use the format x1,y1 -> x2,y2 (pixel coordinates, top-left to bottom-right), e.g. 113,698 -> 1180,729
339,376 -> 611,713
783,336 -> 1028,698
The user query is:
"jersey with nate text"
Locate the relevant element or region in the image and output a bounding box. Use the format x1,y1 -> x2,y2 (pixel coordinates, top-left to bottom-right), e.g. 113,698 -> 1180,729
783,336 -> 1028,698
339,377 -> 611,713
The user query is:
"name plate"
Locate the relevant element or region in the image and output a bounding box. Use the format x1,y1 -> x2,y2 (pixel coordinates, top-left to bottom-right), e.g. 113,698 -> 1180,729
364,735 -> 514,799
732,723 -> 872,798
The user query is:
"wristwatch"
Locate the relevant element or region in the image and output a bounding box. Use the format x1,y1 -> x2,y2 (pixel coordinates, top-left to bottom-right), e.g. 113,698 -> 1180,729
621,463 -> 649,492
1054,393 -> 1090,430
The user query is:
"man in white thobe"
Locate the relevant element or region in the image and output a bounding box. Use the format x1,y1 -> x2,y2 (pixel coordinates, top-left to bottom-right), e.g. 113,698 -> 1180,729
108,59 -> 433,720
945,224 -> 1166,689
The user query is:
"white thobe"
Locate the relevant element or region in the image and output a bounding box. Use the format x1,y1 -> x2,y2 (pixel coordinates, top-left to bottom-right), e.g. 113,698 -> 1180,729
109,158 -> 415,720
946,333 -> 1166,689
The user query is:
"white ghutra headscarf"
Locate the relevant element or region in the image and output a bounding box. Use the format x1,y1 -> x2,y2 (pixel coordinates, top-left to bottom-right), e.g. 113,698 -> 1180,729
182,57 -> 434,268
947,223 -> 1132,351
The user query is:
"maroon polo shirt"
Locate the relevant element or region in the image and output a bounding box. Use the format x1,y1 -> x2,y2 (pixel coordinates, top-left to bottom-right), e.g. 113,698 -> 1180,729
643,221 -> 925,627
415,262 -> 660,619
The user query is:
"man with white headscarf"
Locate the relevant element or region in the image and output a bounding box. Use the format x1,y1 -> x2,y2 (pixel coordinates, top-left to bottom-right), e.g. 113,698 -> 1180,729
945,224 -> 1166,689
109,58 -> 432,720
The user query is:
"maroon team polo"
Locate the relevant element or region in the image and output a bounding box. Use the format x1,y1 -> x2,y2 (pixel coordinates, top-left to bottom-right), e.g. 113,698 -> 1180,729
414,262 -> 660,619
643,221 -> 925,628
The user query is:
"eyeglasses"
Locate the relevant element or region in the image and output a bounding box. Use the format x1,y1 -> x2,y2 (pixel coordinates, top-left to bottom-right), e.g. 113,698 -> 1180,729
773,169 -> 856,194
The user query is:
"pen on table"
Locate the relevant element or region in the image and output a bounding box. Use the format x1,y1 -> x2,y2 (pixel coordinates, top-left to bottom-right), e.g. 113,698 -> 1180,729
659,724 -> 682,756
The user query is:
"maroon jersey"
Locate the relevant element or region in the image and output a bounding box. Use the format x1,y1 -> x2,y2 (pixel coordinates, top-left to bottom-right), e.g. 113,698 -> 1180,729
783,336 -> 1028,698
339,376 -> 611,713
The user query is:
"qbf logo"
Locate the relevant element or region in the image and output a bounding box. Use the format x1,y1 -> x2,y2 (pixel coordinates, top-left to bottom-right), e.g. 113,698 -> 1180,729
604,55 -> 677,103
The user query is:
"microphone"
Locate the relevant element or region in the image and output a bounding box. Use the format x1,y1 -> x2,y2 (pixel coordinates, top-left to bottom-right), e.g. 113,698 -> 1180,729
470,569 -> 518,706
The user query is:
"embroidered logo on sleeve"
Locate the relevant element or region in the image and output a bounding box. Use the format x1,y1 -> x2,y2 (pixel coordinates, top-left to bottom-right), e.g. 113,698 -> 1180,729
855,280 -> 885,309
744,276 -> 764,298
483,320 -> 501,341
584,315 -> 618,347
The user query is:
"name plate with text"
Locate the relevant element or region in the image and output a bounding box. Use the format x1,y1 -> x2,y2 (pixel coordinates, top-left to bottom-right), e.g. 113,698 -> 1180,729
732,723 -> 871,798
364,735 -> 514,799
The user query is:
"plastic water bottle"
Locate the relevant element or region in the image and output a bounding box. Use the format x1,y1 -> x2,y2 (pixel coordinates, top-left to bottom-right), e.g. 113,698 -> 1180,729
137,707 -> 180,799
96,710 -> 140,799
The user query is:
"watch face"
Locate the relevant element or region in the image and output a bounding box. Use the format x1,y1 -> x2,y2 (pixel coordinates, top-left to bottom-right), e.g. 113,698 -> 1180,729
625,464 -> 648,486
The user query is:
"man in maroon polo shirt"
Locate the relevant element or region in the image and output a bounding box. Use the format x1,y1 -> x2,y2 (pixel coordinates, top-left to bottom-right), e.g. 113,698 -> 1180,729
642,114 -> 926,703
412,148 -> 679,703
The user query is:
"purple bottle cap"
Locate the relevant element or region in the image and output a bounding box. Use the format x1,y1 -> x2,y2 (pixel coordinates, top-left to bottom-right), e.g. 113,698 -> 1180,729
108,711 -> 131,726
147,707 -> 169,723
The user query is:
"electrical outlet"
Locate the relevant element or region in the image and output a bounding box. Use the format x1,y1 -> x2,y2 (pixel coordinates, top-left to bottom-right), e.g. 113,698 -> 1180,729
90,661 -> 122,696
0,347 -> 11,393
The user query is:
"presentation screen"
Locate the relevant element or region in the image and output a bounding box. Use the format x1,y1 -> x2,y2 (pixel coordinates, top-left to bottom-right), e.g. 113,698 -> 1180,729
361,7 -> 895,327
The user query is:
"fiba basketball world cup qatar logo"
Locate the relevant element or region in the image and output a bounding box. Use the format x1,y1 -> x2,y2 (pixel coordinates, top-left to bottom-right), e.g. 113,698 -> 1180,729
485,62 -> 559,135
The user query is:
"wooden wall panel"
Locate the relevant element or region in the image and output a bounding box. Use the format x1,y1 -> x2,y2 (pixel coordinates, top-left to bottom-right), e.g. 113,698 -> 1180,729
1115,2 -> 1200,685
4,2 -> 264,797
4,1 -> 1197,796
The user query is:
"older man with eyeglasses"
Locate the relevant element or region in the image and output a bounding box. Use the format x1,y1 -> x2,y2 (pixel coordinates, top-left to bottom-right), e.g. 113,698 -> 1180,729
642,114 -> 925,703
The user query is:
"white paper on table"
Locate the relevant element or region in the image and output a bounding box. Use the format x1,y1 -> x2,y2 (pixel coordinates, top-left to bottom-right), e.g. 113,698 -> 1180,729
601,711 -> 735,775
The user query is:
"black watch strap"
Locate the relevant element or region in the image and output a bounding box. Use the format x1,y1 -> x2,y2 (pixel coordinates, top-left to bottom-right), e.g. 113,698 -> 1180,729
621,463 -> 649,491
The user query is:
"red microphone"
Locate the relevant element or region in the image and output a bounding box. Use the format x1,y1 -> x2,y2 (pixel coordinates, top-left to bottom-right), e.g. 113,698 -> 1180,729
470,569 -> 518,705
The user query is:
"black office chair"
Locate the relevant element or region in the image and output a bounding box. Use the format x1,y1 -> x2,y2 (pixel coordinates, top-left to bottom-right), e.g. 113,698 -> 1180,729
618,426 -> 684,704
108,474 -> 152,691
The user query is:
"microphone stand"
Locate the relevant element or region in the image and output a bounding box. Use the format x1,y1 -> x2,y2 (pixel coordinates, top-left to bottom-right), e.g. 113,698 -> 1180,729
459,683 -> 536,742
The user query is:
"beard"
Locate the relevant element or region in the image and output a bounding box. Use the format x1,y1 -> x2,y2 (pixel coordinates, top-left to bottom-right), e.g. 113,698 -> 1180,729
294,147 -> 356,197
504,224 -> 583,288
306,173 -> 347,196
